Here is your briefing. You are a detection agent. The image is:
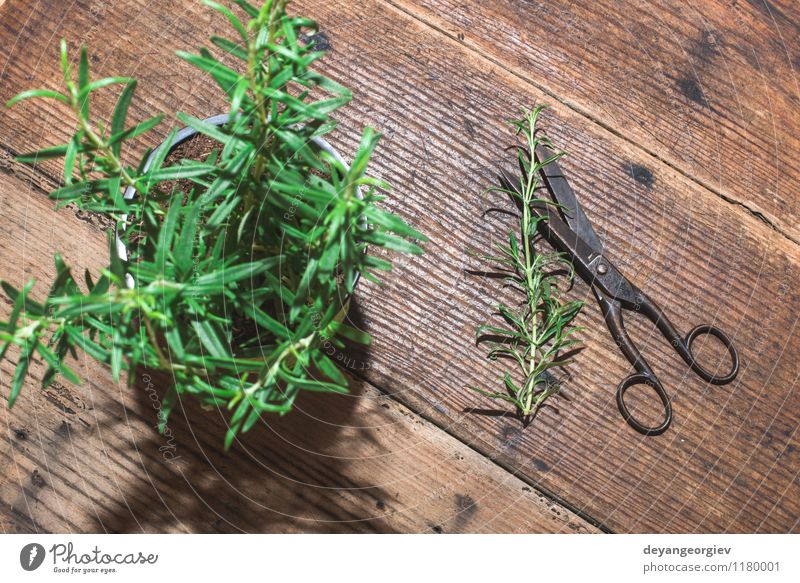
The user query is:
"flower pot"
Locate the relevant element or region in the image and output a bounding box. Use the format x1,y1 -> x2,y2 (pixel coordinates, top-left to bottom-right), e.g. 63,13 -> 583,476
115,113 -> 363,342
115,114 -> 362,292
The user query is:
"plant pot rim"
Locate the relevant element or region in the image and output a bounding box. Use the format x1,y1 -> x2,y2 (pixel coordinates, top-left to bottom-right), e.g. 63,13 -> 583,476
115,113 -> 364,292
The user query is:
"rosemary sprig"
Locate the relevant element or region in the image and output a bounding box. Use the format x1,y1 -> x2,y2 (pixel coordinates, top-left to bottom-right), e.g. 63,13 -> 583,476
471,106 -> 584,421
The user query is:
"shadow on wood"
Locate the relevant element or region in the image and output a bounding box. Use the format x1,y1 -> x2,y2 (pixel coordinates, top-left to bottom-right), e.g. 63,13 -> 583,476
92,364 -> 391,533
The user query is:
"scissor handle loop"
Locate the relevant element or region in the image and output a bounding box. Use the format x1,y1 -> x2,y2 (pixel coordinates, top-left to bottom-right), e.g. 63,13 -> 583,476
684,324 -> 739,385
615,373 -> 672,436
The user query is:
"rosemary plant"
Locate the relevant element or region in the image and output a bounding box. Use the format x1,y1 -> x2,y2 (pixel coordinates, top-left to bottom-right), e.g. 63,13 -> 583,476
471,106 -> 583,421
0,0 -> 425,448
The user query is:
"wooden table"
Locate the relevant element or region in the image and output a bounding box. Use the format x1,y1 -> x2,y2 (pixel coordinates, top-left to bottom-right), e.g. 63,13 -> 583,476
0,0 -> 798,533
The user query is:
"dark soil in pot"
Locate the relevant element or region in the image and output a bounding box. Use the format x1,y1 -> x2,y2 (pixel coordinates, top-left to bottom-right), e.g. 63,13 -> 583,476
154,132 -> 220,200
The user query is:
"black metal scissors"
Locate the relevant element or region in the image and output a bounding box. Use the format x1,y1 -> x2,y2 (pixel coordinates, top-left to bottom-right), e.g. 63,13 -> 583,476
499,145 -> 739,435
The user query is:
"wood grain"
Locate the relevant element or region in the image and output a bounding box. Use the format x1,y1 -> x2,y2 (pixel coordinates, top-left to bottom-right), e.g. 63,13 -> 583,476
0,167 -> 595,534
386,0 -> 800,244
0,0 -> 797,533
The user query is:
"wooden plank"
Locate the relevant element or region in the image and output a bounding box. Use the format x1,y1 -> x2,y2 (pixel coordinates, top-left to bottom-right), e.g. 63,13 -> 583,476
0,167 -> 595,533
0,0 -> 797,533
291,0 -> 800,533
384,0 -> 800,244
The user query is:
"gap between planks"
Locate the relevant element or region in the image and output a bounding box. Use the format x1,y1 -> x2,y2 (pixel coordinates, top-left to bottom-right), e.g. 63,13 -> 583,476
381,0 -> 800,248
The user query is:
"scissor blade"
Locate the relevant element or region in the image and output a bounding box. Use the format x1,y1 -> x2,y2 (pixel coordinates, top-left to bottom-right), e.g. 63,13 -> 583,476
498,161 -> 641,306
534,145 -> 604,255
498,165 -> 598,265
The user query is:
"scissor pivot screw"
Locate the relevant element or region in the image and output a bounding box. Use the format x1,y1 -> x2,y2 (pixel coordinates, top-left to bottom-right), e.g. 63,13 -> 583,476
597,262 -> 608,275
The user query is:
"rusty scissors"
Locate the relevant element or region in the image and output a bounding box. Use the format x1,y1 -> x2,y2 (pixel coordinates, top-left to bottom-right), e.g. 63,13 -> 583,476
499,145 -> 739,435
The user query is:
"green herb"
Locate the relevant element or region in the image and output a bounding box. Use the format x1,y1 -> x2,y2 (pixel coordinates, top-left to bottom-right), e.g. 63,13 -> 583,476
470,106 -> 583,422
1,0 -> 425,449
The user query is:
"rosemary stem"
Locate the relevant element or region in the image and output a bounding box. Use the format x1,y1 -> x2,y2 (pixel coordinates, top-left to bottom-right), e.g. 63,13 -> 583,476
72,104 -> 137,189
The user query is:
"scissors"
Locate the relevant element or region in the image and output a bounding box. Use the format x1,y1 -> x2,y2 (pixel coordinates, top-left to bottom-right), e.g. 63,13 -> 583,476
499,145 -> 739,435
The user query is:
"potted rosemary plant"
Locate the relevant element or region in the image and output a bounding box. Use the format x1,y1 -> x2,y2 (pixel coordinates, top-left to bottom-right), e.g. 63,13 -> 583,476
0,0 -> 425,448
